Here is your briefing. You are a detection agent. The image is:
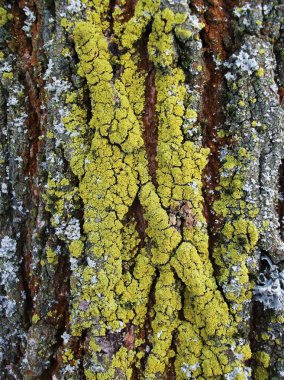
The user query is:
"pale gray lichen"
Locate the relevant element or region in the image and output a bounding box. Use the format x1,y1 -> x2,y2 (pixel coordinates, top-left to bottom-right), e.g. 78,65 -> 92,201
22,6 -> 36,37
0,235 -> 25,372
225,366 -> 251,380
0,236 -> 18,287
225,42 -> 259,78
233,3 -> 263,35
66,0 -> 86,14
254,256 -> 284,311
181,362 -> 200,378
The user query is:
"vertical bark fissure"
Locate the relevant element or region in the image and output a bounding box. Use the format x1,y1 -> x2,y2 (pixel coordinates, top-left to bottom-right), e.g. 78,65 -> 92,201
122,0 -> 138,22
143,65 -> 158,185
142,45 -> 158,188
198,0 -> 235,279
12,0 -> 46,329
11,2 -> 74,377
137,266 -> 158,377
278,159 -> 284,241
132,21 -> 159,376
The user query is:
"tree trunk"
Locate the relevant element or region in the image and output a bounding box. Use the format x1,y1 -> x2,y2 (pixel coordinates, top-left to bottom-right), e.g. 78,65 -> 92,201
0,0 -> 283,379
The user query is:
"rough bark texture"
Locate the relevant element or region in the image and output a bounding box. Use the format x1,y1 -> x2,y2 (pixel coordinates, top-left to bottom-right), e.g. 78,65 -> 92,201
0,0 -> 283,379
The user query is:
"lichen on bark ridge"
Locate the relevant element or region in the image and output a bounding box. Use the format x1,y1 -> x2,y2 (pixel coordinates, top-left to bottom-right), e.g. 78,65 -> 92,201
0,0 -> 283,379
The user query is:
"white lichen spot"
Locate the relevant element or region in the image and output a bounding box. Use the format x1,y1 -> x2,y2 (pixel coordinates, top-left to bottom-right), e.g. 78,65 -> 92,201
1,183 -> 8,194
187,13 -> 203,31
0,62 -> 13,75
86,257 -> 96,268
0,236 -> 17,262
226,366 -> 251,380
232,50 -> 258,75
22,6 -> 36,37
254,256 -> 284,311
43,59 -> 54,80
67,0 -> 86,14
181,363 -> 200,378
61,331 -> 71,344
0,236 -> 19,318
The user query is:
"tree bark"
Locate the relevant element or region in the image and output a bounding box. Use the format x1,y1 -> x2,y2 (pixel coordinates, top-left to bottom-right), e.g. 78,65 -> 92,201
0,0 -> 283,379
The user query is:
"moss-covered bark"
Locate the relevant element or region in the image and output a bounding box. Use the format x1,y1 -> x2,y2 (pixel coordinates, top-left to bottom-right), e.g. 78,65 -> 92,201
0,0 -> 283,379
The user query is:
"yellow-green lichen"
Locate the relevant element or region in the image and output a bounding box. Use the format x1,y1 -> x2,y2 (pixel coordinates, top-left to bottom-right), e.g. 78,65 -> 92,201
119,0 -> 161,50
83,0 -> 110,33
254,366 -> 269,380
256,67 -> 264,77
44,176 -> 81,234
46,247 -> 58,265
145,265 -> 181,379
213,219 -> 258,318
121,219 -> 139,261
148,9 -> 209,212
62,93 -> 89,179
120,52 -> 146,117
53,2 -> 262,378
69,239 -> 84,258
69,17 -> 153,380
31,313 -> 40,324
255,351 -> 270,369
60,17 -> 72,30
139,183 -> 181,265
2,72 -> 13,80
172,242 -> 232,338
0,7 -> 11,27
212,124 -> 259,321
